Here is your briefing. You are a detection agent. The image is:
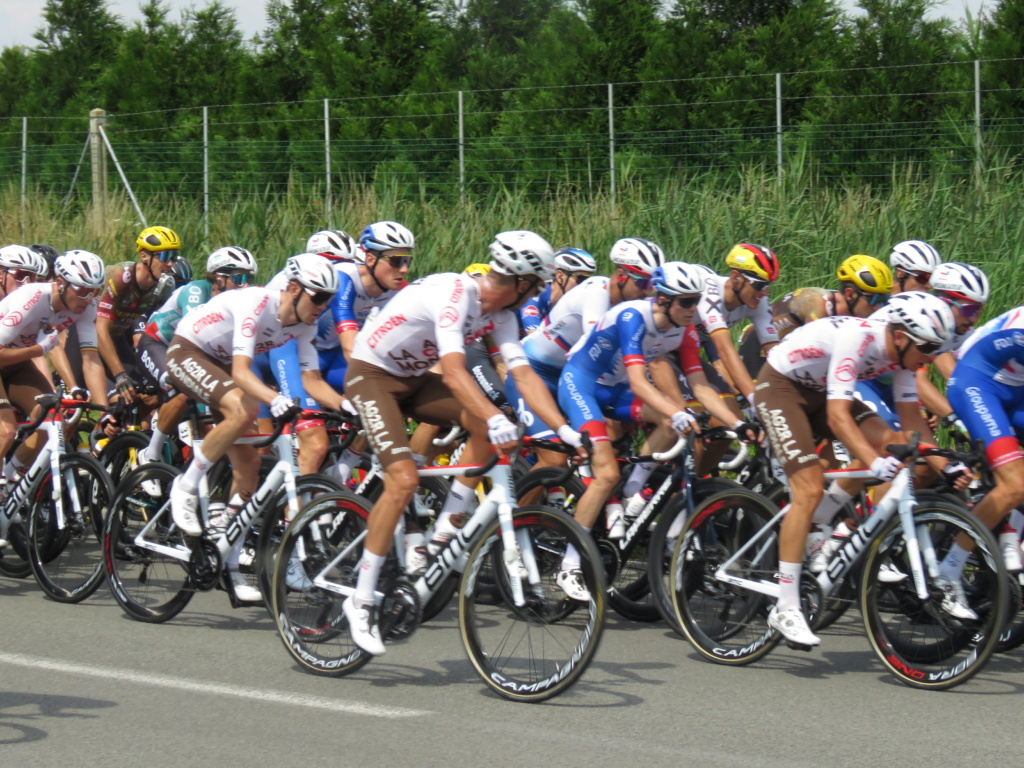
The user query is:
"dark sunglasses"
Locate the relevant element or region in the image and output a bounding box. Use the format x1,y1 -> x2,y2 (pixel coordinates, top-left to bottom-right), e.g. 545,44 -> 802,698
861,291 -> 889,307
903,331 -> 941,355
631,275 -> 652,291
673,295 -> 701,309
743,274 -> 771,292
941,296 -> 983,321
305,288 -> 334,306
151,249 -> 180,263
899,269 -> 931,285
218,271 -> 254,286
382,255 -> 412,269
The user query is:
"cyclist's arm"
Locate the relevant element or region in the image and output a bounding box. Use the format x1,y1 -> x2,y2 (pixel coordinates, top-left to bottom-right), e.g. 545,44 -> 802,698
81,349 -> 108,406
94,313 -> 125,378
0,344 -> 45,366
626,357 -> 682,421
440,350 -> 504,424
47,334 -> 76,389
300,369 -> 345,411
686,369 -> 746,428
709,328 -> 754,400
826,397 -> 883,466
648,356 -> 688,412
916,365 -> 952,418
507,360 -> 572,433
231,354 -> 282,405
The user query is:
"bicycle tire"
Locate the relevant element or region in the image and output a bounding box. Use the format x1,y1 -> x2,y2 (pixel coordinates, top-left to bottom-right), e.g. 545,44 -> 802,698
103,463 -> 194,623
271,492 -> 373,676
671,488 -> 783,665
995,570 -> 1024,653
459,504 -> 606,703
27,453 -> 113,603
861,500 -> 1007,690
97,431 -> 152,487
253,473 -> 347,612
0,499 -> 32,579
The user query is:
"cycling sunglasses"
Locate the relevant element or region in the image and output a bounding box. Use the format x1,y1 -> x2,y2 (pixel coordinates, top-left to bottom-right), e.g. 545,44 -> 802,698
70,284 -> 102,299
740,272 -> 771,292
860,291 -> 889,307
304,288 -> 334,306
673,295 -> 701,309
217,271 -> 255,286
903,330 -> 942,355
631,275 -> 653,291
382,255 -> 412,269
5,269 -> 37,284
153,249 -> 180,263
941,296 -> 983,322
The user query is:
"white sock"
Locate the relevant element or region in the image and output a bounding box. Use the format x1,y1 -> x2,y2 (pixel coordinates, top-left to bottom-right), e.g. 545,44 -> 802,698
622,462 -> 657,498
146,426 -> 169,461
439,481 -> 475,518
812,482 -> 854,526
335,449 -> 363,480
560,525 -> 590,571
776,561 -> 802,612
940,543 -> 970,581
181,446 -> 213,491
354,550 -> 386,606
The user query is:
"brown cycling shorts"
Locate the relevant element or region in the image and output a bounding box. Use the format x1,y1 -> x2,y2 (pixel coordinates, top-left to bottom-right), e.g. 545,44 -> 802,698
165,338 -> 237,409
0,360 -> 53,415
345,359 -> 463,468
754,363 -> 876,476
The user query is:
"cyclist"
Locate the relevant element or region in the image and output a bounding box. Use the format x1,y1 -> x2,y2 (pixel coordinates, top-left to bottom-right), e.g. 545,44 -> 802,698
69,227 -> 180,421
29,244 -> 60,279
519,247 -> 597,335
555,262 -> 741,597
0,245 -> 49,299
696,243 -> 780,417
306,229 -> 359,263
136,246 -> 259,466
166,254 -> 343,602
343,231 -> 583,655
0,250 -> 107,527
890,239 -> 941,293
946,305 -> 1024,581
754,292 -> 958,646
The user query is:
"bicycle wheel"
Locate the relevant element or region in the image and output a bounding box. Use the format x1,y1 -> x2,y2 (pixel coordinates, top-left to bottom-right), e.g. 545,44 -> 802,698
459,505 -> 606,703
995,569 -> 1024,653
103,463 -> 194,622
27,453 -> 113,603
647,477 -> 741,631
97,431 -> 152,487
862,501 -> 1007,690
671,489 -> 783,665
271,492 -> 373,677
253,474 -> 347,610
0,508 -> 31,579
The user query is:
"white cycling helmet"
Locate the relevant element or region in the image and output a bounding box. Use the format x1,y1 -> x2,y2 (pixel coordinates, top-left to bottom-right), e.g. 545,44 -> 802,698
359,221 -> 415,253
553,247 -> 597,275
307,229 -> 357,262
930,262 -> 990,304
651,262 -> 707,296
54,250 -> 106,290
0,244 -> 48,277
610,238 -> 665,277
207,246 -> 258,276
887,291 -> 955,345
889,240 -> 941,275
285,253 -> 339,294
488,230 -> 556,281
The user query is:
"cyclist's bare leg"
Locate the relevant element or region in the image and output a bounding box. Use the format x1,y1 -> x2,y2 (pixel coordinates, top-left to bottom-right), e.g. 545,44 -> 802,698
573,438 -> 619,530
295,424 -> 328,475
364,458 -> 419,556
964,458 -> 1024,535
778,463 -> 825,564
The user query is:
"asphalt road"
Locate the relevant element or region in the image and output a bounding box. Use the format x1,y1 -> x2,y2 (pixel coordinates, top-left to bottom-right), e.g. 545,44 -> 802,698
1,576 -> 1020,768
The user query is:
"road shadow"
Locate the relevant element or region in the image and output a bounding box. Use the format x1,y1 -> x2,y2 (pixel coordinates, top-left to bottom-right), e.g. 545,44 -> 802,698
0,691 -> 115,745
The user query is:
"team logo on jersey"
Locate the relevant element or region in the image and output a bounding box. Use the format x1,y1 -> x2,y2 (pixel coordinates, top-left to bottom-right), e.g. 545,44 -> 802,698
241,318 -> 256,338
833,359 -> 856,382
439,307 -> 459,328
1014,331 -> 1024,347
1,311 -> 22,327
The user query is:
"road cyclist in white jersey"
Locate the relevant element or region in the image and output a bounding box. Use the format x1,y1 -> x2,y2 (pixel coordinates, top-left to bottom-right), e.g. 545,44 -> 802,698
753,291 -> 962,646
0,245 -> 57,387
165,253 -> 348,602
257,224 -> 408,478
343,230 -> 587,656
0,250 -> 107,531
134,246 -> 259,469
518,246 -> 598,336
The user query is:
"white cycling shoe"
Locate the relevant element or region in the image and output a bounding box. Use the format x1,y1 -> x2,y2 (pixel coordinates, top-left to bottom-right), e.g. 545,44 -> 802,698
767,606 -> 821,646
343,597 -> 386,656
228,570 -> 262,603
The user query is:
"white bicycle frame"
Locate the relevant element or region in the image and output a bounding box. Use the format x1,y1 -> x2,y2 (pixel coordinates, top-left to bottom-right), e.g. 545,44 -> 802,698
709,465 -> 938,604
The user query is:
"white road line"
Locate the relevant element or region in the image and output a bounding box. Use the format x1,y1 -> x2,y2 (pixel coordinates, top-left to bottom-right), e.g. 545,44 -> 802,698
0,652 -> 430,719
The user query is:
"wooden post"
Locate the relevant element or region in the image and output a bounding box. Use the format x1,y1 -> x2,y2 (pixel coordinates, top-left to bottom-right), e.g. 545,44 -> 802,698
90,108 -> 107,235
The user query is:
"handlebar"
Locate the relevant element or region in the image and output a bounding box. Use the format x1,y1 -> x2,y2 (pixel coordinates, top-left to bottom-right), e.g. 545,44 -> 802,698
433,425 -> 466,447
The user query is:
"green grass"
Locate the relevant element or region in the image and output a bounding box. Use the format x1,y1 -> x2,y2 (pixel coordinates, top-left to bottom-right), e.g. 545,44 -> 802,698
4,166 -> 1024,320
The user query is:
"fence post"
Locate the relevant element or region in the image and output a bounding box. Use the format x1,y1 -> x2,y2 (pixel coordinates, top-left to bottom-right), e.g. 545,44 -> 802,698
324,98 -> 332,225
20,117 -> 27,241
89,108 -> 107,235
608,83 -> 616,217
458,91 -> 465,205
203,106 -> 209,240
776,73 -> 783,183
974,59 -> 983,182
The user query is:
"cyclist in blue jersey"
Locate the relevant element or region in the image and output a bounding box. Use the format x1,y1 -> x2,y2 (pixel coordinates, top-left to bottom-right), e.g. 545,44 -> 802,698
519,247 -> 596,335
947,307 -> 1024,571
553,262 -> 710,600
136,247 -> 258,466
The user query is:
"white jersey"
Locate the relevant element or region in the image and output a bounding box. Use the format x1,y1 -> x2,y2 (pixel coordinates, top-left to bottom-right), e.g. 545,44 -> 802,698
172,287 -> 317,369
351,272 -> 528,377
766,315 -> 917,402
0,283 -> 98,349
522,276 -> 610,371
317,262 -> 398,352
868,303 -> 969,356
696,274 -> 778,346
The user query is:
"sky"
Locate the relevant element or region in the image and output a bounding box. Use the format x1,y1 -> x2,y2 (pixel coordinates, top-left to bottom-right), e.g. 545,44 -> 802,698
0,0 -> 991,50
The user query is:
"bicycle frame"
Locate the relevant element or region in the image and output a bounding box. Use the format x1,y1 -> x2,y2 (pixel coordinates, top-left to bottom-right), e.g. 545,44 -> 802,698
708,465 -> 937,604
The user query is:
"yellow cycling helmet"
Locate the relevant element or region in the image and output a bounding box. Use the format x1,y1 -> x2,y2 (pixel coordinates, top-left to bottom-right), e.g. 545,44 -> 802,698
463,262 -> 492,278
136,226 -> 182,255
837,254 -> 893,294
725,243 -> 779,283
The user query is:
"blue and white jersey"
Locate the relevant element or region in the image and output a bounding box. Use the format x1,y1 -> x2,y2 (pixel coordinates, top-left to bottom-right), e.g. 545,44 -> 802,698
521,276 -> 610,374
565,298 -> 687,386
955,307 -> 1024,386
519,284 -> 553,336
318,262 -> 398,351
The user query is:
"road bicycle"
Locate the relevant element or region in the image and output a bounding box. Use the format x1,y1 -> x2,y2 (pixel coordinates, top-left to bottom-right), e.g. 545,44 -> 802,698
669,435 -> 1008,690
103,411 -> 343,622
271,436 -> 606,703
15,394 -> 115,603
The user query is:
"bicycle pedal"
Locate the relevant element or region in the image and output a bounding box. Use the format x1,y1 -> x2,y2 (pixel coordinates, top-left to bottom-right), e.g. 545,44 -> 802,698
785,640 -> 815,652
